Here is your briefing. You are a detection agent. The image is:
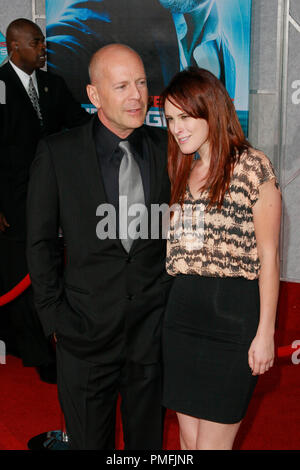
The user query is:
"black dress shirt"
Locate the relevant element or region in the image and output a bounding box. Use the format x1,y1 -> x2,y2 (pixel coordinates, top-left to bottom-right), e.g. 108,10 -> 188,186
93,117 -> 150,229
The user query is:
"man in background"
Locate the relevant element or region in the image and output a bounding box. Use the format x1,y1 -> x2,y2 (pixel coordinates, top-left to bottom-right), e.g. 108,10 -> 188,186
0,18 -> 90,382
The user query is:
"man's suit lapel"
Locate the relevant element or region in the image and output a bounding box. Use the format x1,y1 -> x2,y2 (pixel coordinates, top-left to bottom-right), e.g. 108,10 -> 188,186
6,63 -> 40,121
81,116 -> 122,247
146,129 -> 166,206
36,70 -> 49,126
130,126 -> 166,253
79,115 -> 108,204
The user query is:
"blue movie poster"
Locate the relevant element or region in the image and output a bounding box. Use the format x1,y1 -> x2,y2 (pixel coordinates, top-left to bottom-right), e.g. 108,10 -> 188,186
0,32 -> 7,66
45,0 -> 252,134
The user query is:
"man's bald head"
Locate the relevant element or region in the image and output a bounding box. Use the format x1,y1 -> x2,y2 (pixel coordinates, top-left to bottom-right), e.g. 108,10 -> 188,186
88,44 -> 144,85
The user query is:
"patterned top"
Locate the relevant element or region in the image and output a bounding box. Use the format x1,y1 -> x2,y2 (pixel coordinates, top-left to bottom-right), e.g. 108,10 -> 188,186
166,148 -> 280,280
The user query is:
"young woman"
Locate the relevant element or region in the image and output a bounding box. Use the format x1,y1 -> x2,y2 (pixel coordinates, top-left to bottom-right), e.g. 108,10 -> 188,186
160,67 -> 281,450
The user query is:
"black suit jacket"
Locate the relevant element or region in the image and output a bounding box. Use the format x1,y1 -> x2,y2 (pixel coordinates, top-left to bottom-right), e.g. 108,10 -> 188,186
27,116 -> 172,364
0,62 -> 90,240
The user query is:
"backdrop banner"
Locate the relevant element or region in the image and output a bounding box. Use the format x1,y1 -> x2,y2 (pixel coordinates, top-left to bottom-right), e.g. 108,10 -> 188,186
0,32 -> 7,66
45,0 -> 252,133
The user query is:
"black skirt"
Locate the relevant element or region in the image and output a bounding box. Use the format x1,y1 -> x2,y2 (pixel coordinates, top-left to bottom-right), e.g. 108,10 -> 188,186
162,275 -> 260,424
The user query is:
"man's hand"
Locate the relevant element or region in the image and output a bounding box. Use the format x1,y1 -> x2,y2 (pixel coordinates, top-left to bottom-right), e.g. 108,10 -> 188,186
0,212 -> 10,232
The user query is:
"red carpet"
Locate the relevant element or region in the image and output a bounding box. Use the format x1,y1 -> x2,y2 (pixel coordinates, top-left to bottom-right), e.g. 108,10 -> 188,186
0,281 -> 299,450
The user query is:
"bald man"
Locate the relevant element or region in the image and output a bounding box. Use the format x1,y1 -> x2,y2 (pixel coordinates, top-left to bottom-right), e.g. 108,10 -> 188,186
0,18 -> 90,381
27,44 -> 171,450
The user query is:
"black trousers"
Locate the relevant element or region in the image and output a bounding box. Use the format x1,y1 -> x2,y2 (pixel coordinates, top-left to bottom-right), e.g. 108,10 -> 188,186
0,236 -> 55,366
56,342 -> 165,450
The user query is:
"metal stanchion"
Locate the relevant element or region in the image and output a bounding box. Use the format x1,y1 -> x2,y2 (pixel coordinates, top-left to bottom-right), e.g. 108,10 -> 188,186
27,411 -> 69,450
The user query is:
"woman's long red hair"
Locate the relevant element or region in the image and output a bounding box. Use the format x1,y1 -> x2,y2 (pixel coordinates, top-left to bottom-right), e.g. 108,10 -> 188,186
160,67 -> 250,209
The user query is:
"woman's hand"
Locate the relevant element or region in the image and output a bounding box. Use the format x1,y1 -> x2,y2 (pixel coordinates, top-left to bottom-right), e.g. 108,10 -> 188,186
0,212 -> 10,232
248,333 -> 275,375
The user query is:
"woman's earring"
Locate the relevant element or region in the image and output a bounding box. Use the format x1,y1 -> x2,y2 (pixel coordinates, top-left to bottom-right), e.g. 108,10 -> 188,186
194,152 -> 201,160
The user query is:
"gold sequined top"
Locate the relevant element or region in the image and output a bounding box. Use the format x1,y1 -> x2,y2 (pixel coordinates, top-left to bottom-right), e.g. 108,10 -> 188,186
166,148 -> 280,280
